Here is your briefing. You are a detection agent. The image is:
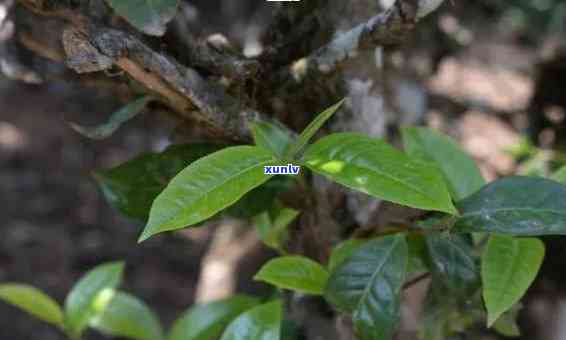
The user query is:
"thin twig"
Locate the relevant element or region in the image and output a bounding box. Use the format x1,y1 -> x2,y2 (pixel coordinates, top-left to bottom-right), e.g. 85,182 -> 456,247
403,272 -> 431,290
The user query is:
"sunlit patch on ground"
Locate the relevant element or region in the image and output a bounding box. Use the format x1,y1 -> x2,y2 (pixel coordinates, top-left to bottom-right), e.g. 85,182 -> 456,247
0,121 -> 27,150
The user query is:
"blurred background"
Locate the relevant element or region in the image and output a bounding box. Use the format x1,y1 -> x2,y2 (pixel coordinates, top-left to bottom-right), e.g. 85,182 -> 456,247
1,0 -> 566,339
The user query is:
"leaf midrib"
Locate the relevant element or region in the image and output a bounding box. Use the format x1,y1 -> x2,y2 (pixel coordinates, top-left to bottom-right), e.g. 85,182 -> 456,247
307,135 -> 446,207
159,157 -> 275,229
356,238 -> 399,313
461,207 -> 566,218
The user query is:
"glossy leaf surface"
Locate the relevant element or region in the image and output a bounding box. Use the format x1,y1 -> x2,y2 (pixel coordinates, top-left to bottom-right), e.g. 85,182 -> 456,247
402,127 -> 485,200
325,234 -> 408,340
327,238 -> 367,272
425,234 -> 478,294
64,262 -> 124,337
482,235 -> 544,326
169,295 -> 259,340
219,300 -> 282,340
455,176 -> 566,235
303,133 -> 456,214
90,291 -> 164,340
254,256 -> 329,295
0,284 -> 63,327
140,146 -> 277,241
105,0 -> 178,36
70,96 -> 152,140
251,120 -> 295,159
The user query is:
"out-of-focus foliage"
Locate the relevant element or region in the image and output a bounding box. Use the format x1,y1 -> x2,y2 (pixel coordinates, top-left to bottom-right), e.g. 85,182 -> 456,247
499,0 -> 566,37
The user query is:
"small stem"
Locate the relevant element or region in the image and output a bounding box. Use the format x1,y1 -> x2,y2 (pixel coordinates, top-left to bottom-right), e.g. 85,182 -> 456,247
403,272 -> 431,290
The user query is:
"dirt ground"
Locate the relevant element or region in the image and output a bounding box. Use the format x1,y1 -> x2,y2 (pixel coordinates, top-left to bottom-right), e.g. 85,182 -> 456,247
0,80 -> 214,340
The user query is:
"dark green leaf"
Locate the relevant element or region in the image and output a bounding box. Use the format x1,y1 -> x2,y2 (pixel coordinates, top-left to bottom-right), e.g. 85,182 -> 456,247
327,238 -> 367,272
0,284 -> 63,327
169,295 -> 259,340
401,127 -> 485,200
219,300 -> 282,340
455,176 -> 566,235
90,291 -> 164,340
420,280 -> 483,340
94,143 -> 223,220
251,121 -> 296,159
70,96 -> 152,140
280,319 -> 300,340
105,0 -> 179,36
254,256 -> 329,295
325,234 -> 408,340
425,234 -> 478,294
285,100 -> 345,158
303,133 -> 456,214
482,235 -> 544,326
64,262 -> 124,337
140,146 -> 277,241
407,234 -> 429,274
225,177 -> 294,219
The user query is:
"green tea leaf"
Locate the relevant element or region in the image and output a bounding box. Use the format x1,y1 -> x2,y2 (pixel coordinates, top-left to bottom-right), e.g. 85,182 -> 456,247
325,234 -> 408,340
407,234 -> 429,274
281,319 -> 301,340
169,295 -> 259,340
94,143 -> 223,220
420,279 -> 483,340
254,205 -> 300,253
492,304 -> 522,337
455,176 -> 566,235
401,127 -> 485,200
0,284 -> 63,327
327,238 -> 367,272
219,300 -> 282,340
482,235 -> 544,326
253,212 -> 272,239
270,208 -> 299,242
64,262 -> 124,337
90,291 -> 164,340
285,100 -> 345,158
70,96 -> 153,140
425,234 -> 478,294
254,256 -> 329,295
551,165 -> 566,184
303,133 -> 456,214
251,120 -> 296,159
140,146 -> 277,241
105,0 -> 179,36
225,177 -> 294,219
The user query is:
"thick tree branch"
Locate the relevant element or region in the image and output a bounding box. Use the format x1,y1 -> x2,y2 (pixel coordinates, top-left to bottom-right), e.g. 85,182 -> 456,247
171,6 -> 261,81
64,24 -> 268,140
15,0 -> 445,141
285,0 -> 446,81
16,0 -> 271,140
